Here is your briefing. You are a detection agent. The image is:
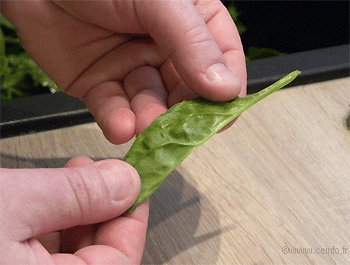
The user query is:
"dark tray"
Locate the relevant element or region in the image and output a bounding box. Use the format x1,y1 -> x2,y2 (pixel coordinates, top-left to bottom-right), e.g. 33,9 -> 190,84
1,45 -> 349,138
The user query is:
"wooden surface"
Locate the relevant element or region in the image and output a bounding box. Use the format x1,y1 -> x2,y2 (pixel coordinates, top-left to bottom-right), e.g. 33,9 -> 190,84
1,77 -> 349,264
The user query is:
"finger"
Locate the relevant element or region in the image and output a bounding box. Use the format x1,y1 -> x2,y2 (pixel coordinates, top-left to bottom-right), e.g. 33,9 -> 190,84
59,157 -> 98,253
38,157 -> 96,254
81,41 -> 167,144
65,157 -> 94,168
160,60 -> 199,107
67,40 -> 166,100
60,224 -> 99,254
124,66 -> 168,135
0,160 -> 140,242
84,81 -> 136,145
61,158 -> 149,260
135,0 -> 242,102
53,201 -> 150,264
75,200 -> 150,264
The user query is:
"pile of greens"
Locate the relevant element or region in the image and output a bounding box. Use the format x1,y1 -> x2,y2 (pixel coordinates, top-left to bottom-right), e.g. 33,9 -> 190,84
0,15 -> 58,101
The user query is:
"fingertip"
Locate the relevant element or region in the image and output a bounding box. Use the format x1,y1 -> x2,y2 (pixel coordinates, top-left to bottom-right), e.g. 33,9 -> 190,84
135,103 -> 167,136
167,82 -> 199,107
95,159 -> 141,204
217,118 -> 238,133
101,108 -> 136,145
91,199 -> 149,264
124,199 -> 150,221
116,160 -> 141,192
65,157 -> 94,168
201,63 -> 243,102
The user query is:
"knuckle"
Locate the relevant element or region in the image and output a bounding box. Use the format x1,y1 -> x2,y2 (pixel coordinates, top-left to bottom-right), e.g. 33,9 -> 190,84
185,24 -> 215,48
64,169 -> 102,222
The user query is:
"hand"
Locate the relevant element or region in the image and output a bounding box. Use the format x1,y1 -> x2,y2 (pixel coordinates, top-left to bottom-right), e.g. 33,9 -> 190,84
0,157 -> 149,264
2,0 -> 247,144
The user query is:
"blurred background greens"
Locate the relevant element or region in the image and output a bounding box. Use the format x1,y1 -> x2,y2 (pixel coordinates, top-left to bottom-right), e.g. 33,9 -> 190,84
226,4 -> 286,61
0,15 -> 59,101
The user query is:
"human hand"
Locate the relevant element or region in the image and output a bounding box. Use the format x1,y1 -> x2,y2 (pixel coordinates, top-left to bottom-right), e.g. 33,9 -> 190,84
0,157 -> 149,264
1,0 -> 247,144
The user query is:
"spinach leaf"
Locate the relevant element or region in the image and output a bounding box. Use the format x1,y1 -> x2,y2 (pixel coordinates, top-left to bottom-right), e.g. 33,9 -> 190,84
124,71 -> 300,213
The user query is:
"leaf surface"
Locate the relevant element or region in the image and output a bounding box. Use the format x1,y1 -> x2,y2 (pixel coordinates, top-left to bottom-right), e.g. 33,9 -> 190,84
124,71 -> 301,213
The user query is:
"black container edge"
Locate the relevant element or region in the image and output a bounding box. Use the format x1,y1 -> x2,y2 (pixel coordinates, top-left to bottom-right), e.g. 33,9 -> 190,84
1,44 -> 349,138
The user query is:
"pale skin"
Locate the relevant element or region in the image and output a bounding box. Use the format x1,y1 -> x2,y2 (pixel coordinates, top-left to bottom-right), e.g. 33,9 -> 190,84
0,0 -> 246,264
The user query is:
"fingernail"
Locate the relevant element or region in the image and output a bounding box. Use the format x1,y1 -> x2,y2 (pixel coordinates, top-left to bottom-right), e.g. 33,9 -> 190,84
99,163 -> 134,201
205,63 -> 235,83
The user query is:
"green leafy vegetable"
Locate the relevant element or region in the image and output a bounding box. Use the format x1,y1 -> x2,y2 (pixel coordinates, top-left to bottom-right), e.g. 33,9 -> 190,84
227,4 -> 247,36
1,14 -> 59,101
245,46 -> 286,62
0,27 -> 7,76
124,70 -> 301,213
1,14 -> 16,30
226,3 -> 285,62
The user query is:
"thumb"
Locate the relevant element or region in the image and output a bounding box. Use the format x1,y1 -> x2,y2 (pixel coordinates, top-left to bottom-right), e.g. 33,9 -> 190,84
135,0 -> 243,102
0,159 -> 140,242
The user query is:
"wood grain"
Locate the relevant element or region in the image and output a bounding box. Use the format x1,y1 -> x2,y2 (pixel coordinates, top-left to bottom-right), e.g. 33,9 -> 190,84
1,77 -> 349,264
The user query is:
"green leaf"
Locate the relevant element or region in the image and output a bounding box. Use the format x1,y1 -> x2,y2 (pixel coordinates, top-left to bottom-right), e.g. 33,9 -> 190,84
1,14 -> 58,101
1,14 -> 15,30
1,52 -> 58,100
227,4 -> 247,35
245,46 -> 287,62
124,71 -> 301,213
0,28 -> 8,75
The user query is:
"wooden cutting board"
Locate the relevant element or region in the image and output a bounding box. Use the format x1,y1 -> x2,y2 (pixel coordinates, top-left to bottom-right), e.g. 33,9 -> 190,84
1,77 -> 349,264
